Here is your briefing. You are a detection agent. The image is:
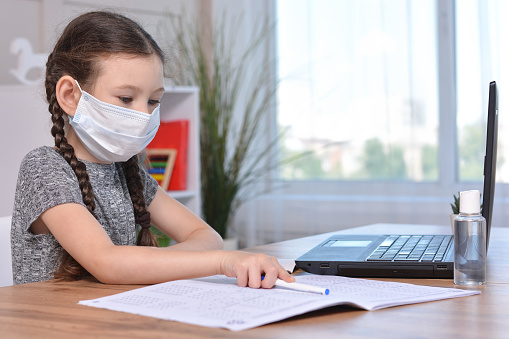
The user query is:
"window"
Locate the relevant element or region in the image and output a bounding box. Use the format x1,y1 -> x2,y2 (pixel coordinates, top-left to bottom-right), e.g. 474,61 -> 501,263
277,0 -> 438,182
239,0 -> 509,246
276,0 -> 507,184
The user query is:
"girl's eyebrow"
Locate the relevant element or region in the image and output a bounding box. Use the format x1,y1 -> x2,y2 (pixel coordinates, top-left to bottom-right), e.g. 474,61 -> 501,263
115,84 -> 139,91
115,85 -> 165,94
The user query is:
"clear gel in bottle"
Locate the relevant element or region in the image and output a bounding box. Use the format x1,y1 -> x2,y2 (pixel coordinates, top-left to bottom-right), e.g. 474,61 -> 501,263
454,190 -> 486,286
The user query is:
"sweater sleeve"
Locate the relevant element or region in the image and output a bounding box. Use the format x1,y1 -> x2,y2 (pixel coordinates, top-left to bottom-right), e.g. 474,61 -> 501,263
12,147 -> 85,231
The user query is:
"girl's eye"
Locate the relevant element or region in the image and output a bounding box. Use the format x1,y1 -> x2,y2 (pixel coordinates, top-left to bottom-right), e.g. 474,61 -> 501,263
119,97 -> 132,104
149,99 -> 161,106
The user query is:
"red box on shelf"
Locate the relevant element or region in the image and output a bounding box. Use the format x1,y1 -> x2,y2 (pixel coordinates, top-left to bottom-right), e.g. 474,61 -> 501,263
147,120 -> 189,190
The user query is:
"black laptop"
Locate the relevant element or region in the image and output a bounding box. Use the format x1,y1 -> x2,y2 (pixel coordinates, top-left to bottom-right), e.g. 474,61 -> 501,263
296,81 -> 498,278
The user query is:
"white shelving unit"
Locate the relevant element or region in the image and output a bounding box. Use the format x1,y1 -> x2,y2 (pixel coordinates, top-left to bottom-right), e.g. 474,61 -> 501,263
159,86 -> 201,217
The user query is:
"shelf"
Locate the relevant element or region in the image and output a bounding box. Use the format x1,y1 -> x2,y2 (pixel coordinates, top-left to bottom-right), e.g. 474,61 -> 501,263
155,86 -> 201,217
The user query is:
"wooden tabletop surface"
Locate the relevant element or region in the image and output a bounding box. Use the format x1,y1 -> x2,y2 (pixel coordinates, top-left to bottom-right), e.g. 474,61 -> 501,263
1,223 -> 508,338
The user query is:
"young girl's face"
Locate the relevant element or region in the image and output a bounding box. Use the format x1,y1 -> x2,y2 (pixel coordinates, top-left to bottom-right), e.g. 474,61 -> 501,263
89,53 -> 165,114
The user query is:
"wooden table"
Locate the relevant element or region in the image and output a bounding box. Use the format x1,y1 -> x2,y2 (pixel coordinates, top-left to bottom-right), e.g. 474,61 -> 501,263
1,223 -> 508,338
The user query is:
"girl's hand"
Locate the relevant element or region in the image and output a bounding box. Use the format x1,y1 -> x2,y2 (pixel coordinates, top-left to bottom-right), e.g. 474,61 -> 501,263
219,251 -> 295,289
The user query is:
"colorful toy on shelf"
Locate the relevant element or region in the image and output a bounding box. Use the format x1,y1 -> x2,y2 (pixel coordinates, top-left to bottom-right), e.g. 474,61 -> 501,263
144,148 -> 177,191
146,120 -> 189,190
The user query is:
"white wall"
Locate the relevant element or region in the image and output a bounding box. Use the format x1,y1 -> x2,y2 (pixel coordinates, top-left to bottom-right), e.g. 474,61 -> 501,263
1,85 -> 53,217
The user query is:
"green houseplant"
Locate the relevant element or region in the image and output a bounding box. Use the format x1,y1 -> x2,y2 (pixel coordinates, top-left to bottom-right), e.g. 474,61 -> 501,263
168,12 -> 280,240
450,192 -> 460,232
450,193 -> 460,215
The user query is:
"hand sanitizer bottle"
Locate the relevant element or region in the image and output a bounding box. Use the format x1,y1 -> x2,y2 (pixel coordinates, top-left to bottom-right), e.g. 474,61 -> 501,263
454,190 -> 486,286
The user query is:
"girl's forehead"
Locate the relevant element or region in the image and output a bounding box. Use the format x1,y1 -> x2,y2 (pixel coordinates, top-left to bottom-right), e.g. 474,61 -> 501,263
97,53 -> 162,74
92,54 -> 163,90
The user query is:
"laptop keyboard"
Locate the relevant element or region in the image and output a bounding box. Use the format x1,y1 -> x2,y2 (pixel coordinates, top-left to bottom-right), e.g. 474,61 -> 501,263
366,235 -> 453,262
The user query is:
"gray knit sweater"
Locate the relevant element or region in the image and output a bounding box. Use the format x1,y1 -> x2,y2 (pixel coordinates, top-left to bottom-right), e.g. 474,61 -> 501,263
11,146 -> 159,284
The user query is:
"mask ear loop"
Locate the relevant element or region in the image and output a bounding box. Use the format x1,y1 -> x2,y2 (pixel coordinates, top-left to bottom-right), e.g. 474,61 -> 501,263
74,79 -> 84,94
69,80 -> 84,122
74,79 -> 82,91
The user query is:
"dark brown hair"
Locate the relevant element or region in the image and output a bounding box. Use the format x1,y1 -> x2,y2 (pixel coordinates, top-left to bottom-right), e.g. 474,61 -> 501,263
45,11 -> 164,280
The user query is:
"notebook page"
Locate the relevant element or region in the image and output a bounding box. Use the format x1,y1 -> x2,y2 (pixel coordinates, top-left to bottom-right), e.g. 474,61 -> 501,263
79,274 -> 480,331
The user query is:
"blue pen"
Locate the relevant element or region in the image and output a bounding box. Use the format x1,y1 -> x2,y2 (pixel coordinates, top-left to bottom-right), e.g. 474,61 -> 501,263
262,277 -> 330,295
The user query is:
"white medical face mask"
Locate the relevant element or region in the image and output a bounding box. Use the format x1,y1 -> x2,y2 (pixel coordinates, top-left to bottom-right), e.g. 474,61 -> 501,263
69,81 -> 160,162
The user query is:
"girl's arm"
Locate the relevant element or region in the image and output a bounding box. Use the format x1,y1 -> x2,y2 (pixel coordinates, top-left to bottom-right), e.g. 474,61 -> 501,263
146,187 -> 224,251
40,202 -> 294,286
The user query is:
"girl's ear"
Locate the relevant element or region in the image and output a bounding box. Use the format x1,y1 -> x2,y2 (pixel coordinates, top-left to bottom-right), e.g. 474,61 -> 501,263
55,76 -> 81,117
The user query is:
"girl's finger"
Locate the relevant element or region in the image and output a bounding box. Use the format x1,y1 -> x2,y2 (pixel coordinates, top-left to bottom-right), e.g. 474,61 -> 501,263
247,264 -> 263,288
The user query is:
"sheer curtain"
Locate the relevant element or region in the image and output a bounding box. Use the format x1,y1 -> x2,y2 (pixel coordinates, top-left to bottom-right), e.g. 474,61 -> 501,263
454,0 -> 509,237
456,0 -> 508,183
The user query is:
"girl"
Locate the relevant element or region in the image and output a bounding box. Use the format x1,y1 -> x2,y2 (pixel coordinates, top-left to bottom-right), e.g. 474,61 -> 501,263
11,11 -> 294,288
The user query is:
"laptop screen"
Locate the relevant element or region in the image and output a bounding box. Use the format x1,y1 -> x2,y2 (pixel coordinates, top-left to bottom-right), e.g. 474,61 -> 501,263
481,81 -> 498,250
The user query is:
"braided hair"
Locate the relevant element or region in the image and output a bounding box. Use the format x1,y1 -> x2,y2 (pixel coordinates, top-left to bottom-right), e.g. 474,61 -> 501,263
46,11 -> 164,280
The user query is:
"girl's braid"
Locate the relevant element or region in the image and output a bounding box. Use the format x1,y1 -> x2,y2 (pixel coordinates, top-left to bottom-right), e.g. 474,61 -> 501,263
124,156 -> 159,247
46,54 -> 93,278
